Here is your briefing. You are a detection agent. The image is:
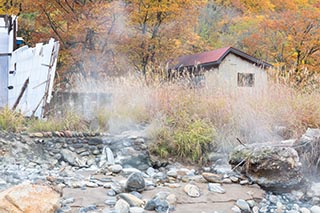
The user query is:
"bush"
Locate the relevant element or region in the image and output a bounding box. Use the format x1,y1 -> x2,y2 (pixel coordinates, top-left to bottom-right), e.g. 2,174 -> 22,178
149,114 -> 216,164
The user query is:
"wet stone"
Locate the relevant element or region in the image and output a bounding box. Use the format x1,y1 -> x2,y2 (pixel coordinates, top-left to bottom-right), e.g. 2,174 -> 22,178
236,199 -> 251,212
125,172 -> 145,192
184,184 -> 201,198
107,189 -> 117,196
208,183 -> 225,194
105,197 -> 117,206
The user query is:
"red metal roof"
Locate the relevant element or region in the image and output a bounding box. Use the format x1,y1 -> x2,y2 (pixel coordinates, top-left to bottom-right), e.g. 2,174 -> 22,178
175,47 -> 231,67
172,46 -> 272,69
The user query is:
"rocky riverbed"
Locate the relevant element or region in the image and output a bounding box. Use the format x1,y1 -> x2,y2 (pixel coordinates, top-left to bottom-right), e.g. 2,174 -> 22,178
1,128 -> 320,213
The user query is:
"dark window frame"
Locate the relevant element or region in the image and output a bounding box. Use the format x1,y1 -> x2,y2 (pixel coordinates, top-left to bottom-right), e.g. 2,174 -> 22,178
237,73 -> 255,87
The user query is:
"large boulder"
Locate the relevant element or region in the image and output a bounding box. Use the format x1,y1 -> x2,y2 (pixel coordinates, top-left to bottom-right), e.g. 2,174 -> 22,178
0,183 -> 60,213
229,142 -> 304,191
294,128 -> 320,175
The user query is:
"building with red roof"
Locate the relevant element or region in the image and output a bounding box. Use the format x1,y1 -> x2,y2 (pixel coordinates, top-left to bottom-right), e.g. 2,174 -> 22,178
169,47 -> 272,89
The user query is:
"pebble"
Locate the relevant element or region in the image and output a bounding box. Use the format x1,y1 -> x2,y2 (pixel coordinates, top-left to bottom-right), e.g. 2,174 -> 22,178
115,199 -> 130,213
129,207 -> 144,213
167,170 -> 178,178
166,194 -> 177,206
246,199 -> 256,208
146,167 -> 156,177
208,183 -> 225,194
202,172 -> 223,183
276,201 -> 284,213
231,205 -> 241,213
105,197 -> 117,206
269,194 -> 279,204
118,193 -> 145,207
79,205 -> 97,213
109,164 -> 123,173
239,180 -> 249,185
184,184 -> 201,198
107,189 -> 117,196
311,206 -> 320,213
300,207 -> 311,213
235,199 -> 251,212
252,206 -> 259,213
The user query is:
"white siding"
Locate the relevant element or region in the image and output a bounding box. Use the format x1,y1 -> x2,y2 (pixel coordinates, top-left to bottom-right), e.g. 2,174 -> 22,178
205,53 -> 268,92
7,39 -> 59,117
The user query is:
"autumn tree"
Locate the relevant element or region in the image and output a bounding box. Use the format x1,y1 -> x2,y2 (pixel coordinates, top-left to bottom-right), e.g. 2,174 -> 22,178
0,0 -> 22,14
120,0 -> 207,79
242,2 -> 320,87
19,0 -> 127,87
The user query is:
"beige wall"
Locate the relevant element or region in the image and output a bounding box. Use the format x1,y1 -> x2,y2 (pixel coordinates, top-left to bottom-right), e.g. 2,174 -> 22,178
205,53 -> 268,92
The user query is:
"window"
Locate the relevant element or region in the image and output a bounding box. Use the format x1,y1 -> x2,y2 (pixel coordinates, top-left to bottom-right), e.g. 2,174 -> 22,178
237,73 -> 255,87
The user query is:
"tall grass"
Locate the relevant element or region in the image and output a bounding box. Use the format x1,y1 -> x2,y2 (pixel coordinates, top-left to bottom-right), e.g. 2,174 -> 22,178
67,72 -> 320,163
1,69 -> 319,163
0,107 -> 25,132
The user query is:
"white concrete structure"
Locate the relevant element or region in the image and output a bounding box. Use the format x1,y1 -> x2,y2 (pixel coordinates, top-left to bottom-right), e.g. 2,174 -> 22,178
0,15 -> 59,117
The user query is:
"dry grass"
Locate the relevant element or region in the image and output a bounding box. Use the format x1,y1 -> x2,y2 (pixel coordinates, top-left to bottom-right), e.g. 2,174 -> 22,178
2,70 -> 320,163
66,72 -> 320,163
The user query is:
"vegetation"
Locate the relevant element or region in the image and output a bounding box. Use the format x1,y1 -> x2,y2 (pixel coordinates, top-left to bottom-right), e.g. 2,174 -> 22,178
0,0 -> 319,88
1,1 -> 320,163
0,107 -> 24,132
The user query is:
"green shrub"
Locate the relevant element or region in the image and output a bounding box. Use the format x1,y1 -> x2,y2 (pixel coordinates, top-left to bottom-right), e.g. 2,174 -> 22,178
149,115 -> 215,164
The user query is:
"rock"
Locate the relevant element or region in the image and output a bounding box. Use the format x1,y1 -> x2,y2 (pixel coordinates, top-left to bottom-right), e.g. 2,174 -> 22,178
145,198 -> 169,213
109,164 -> 123,173
107,189 -> 117,196
300,207 -> 311,213
208,183 -> 225,194
130,191 -> 143,199
166,194 -> 177,206
240,180 -> 250,185
202,172 -> 223,183
231,205 -> 241,213
155,200 -> 169,213
61,197 -> 75,205
115,199 -> 130,213
145,199 -> 157,210
105,197 -> 117,206
269,194 -> 278,204
0,183 -> 60,213
146,167 -> 156,177
252,206 -> 259,213
118,193 -> 145,207
229,143 -> 303,191
167,169 -> 178,178
222,178 -> 232,184
294,128 -> 320,174
276,201 -> 284,213
309,182 -> 320,198
246,200 -> 256,208
111,181 -> 124,194
311,206 -> 320,213
79,205 -> 97,213
125,172 -> 145,192
34,132 -> 44,138
235,199 -> 251,212
130,207 -> 144,213
184,184 -> 201,198
99,146 -> 115,167
61,149 -> 79,166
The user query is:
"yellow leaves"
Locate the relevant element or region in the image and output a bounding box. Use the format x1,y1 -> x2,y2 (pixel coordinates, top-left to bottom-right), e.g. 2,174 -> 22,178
0,0 -> 21,15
